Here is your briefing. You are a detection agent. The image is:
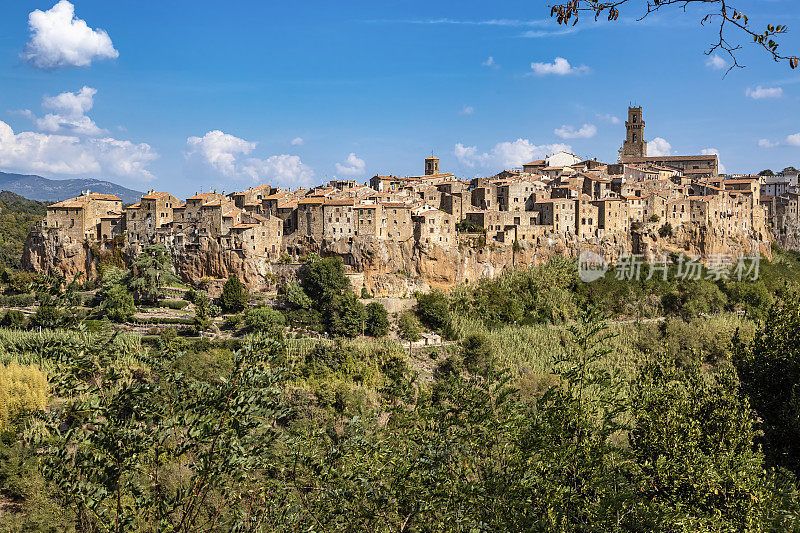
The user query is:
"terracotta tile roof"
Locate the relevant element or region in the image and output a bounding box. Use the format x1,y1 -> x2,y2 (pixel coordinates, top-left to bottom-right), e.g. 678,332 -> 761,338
299,197 -> 325,205
141,191 -> 171,200
126,203 -> 141,209
231,223 -> 259,230
323,198 -> 355,206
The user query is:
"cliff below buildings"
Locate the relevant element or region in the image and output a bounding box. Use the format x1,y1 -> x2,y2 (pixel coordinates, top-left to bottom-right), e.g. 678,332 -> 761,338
22,221 -> 772,297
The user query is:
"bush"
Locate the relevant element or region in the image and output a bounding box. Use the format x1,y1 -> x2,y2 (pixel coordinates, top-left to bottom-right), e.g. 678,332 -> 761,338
364,302 -> 389,337
0,363 -> 48,430
648,214 -> 660,223
100,285 -> 136,323
0,294 -> 36,307
219,276 -> 248,313
360,287 -> 372,299
157,300 -> 190,310
658,222 -> 673,238
28,304 -> 62,329
285,282 -> 312,310
0,310 -> 25,329
222,314 -> 244,331
244,307 -> 286,337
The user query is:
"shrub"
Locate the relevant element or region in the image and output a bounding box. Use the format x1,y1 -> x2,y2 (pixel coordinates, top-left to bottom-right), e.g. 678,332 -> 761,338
28,304 -> 62,329
219,276 -> 248,313
360,287 -> 372,299
0,363 -> 48,430
100,285 -> 136,323
0,294 -> 36,307
648,214 -> 660,223
658,222 -> 673,238
157,300 -> 190,310
222,314 -> 244,331
244,307 -> 286,337
364,302 -> 389,337
0,310 -> 25,329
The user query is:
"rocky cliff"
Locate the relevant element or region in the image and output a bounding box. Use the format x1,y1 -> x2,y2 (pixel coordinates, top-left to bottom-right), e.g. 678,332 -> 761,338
22,222 -> 772,297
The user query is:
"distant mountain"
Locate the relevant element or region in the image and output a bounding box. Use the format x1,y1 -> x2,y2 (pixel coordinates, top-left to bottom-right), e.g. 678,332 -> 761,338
0,172 -> 143,204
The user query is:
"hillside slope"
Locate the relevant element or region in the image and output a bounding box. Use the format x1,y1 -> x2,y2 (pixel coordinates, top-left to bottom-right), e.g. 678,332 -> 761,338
0,172 -> 143,204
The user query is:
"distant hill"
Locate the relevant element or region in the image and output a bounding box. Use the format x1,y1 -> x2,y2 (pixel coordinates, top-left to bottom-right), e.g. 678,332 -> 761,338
0,172 -> 143,204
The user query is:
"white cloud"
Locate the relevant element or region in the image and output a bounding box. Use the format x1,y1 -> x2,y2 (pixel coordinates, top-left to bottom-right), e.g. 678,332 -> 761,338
186,130 -> 255,177
530,57 -> 589,76
459,105 -> 475,116
648,137 -> 672,156
290,136 -> 304,146
554,123 -> 597,139
596,113 -> 621,125
705,54 -> 728,70
33,86 -> 104,136
746,86 -> 784,99
335,153 -> 366,176
758,134 -> 800,148
185,130 -> 314,186
454,138 -> 571,169
240,155 -> 314,185
0,120 -> 156,180
22,0 -> 118,69
759,138 -> 779,148
482,56 -> 496,67
700,148 -> 725,173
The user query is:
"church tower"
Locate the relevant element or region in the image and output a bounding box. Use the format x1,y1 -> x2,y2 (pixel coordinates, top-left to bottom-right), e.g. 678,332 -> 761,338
621,106 -> 647,160
425,155 -> 440,176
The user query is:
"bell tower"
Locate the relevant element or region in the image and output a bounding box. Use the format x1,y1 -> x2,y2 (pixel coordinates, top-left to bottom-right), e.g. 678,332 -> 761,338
621,106 -> 647,160
425,155 -> 440,176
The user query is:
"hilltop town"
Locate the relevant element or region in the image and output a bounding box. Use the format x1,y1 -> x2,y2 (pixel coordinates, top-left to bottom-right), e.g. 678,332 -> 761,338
23,107 -> 796,295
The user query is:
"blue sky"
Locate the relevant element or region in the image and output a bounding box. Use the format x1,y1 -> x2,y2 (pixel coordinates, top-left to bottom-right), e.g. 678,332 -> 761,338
1,0 -> 799,197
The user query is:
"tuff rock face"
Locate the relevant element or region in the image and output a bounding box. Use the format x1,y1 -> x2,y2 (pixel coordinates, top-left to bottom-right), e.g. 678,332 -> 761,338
22,221 -> 772,297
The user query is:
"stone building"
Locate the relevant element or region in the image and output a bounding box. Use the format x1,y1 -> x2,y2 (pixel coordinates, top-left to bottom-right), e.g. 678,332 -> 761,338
45,191 -> 123,243
620,106 -> 647,160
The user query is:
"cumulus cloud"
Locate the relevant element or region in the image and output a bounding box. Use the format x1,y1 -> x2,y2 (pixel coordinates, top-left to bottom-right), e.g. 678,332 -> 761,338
530,57 -> 589,76
33,86 -> 104,136
758,139 -> 779,148
454,138 -> 571,170
554,123 -> 597,140
482,56 -> 497,68
746,86 -> 783,100
22,0 -> 118,69
459,105 -> 475,116
705,54 -> 728,70
700,148 -> 726,173
0,120 -> 156,180
648,137 -> 672,156
758,134 -> 800,148
335,153 -> 366,176
185,130 -> 314,186
290,137 -> 304,146
596,113 -> 621,125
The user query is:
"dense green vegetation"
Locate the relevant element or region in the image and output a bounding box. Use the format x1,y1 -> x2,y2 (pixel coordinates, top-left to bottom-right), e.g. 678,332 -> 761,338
5,247 -> 800,529
0,191 -> 47,271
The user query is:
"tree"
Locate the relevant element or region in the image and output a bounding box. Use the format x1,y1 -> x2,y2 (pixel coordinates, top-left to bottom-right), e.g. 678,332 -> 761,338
284,281 -> 312,310
364,302 -> 389,337
0,310 -> 25,329
219,275 -> 248,313
548,1 -> 798,72
34,335 -> 290,532
243,306 -> 286,338
129,244 -> 178,303
734,294 -> 800,474
415,290 -> 450,332
397,310 -> 421,342
326,292 -> 366,338
759,169 -> 776,176
300,254 -> 350,306
100,285 -> 136,323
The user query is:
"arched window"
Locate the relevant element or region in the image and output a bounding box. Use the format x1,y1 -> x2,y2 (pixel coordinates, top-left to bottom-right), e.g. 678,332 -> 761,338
632,133 -> 637,142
